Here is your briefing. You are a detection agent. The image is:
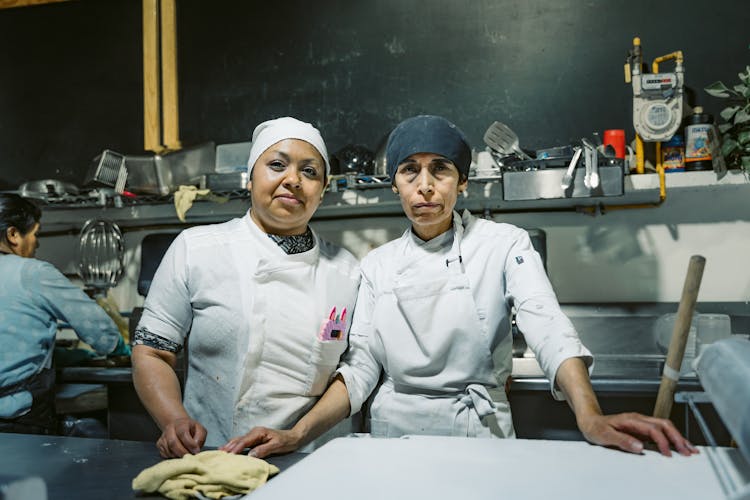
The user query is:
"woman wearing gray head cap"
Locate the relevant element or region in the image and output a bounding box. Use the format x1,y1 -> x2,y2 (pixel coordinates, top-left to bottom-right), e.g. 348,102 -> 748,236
232,115 -> 696,459
132,117 -> 360,458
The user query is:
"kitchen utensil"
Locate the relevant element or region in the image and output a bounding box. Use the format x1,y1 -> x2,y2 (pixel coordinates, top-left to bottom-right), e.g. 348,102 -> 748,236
18,179 -> 79,200
590,157 -> 599,189
473,150 -> 501,178
84,150 -> 128,194
78,219 -> 125,294
157,141 -> 216,191
653,255 -> 705,419
503,164 -> 624,201
373,133 -> 389,177
124,155 -> 169,196
78,219 -> 130,342
203,172 -> 249,191
581,138 -> 599,189
603,129 -> 626,159
654,312 -> 698,375
560,147 -> 583,189
696,313 -> 732,355
483,122 -> 532,160
535,145 -> 575,159
215,141 -> 252,173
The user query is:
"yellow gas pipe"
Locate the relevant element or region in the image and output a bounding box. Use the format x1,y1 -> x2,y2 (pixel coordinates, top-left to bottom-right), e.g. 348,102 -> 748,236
651,51 -> 683,202
629,41 -> 681,203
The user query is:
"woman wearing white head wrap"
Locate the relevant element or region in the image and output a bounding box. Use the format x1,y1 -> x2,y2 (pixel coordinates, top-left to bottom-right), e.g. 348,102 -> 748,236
247,116 -> 330,179
245,117 -> 330,238
227,115 -> 698,460
133,117 -> 360,458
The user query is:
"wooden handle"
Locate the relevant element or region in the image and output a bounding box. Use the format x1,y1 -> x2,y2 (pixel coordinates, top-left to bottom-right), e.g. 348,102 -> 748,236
143,0 -> 161,152
653,255 -> 706,418
160,0 -> 181,151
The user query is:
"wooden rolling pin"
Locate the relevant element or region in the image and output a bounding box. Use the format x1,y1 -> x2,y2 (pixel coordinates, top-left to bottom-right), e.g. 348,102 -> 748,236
653,255 -> 706,419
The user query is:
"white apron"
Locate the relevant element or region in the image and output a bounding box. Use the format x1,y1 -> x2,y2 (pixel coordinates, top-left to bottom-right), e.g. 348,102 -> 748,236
230,238 -> 357,444
368,216 -> 515,438
142,215 -> 361,447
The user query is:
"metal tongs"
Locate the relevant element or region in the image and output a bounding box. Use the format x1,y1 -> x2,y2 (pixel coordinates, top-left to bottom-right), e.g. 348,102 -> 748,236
581,138 -> 600,189
560,146 -> 583,190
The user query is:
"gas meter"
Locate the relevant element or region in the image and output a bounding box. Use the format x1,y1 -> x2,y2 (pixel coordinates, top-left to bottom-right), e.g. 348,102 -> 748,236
626,37 -> 685,142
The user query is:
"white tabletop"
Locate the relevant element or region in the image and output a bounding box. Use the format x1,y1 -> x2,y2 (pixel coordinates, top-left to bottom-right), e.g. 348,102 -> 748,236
251,436 -> 747,499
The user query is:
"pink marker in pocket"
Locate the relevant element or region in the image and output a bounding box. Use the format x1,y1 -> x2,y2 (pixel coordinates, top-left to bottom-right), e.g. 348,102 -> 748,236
318,307 -> 347,340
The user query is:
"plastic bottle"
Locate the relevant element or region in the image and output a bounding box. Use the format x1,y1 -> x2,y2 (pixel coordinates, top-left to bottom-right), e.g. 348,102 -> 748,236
662,134 -> 686,173
684,106 -> 714,171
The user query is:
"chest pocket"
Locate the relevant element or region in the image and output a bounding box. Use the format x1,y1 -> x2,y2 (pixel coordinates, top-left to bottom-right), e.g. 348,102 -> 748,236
305,338 -> 348,396
392,273 -> 478,339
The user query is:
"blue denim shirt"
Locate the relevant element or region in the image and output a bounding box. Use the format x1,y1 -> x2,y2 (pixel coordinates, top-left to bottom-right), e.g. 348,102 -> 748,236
0,254 -> 120,418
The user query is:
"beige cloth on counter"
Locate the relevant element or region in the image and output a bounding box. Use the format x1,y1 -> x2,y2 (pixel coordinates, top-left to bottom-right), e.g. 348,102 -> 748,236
132,450 -> 280,500
173,185 -> 228,222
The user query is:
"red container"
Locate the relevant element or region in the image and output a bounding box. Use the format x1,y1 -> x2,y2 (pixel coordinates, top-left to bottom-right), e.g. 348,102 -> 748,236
603,129 -> 626,159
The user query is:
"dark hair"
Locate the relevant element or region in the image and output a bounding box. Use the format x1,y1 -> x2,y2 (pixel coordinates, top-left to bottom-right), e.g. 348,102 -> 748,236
0,193 -> 42,244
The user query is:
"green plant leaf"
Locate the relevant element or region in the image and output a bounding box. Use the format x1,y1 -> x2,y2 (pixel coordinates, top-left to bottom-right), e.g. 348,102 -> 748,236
721,137 -> 740,157
734,84 -> 749,96
719,123 -> 734,134
705,81 -> 733,97
740,66 -> 750,85
734,105 -> 750,125
721,105 -> 741,121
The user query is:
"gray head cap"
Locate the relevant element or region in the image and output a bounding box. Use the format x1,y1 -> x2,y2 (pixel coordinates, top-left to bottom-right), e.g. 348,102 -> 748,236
385,115 -> 471,181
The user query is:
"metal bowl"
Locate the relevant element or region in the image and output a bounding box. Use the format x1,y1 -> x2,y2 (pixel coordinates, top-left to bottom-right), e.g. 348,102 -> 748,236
18,179 -> 80,200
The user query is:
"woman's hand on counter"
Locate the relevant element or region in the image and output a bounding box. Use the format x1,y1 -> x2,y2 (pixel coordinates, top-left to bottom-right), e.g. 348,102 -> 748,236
219,427 -> 302,458
555,357 -> 698,457
221,376 -> 352,458
577,412 -> 699,457
157,417 -> 208,458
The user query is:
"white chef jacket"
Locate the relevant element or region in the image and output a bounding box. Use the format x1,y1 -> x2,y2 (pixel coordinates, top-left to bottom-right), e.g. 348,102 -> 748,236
337,210 -> 592,438
137,213 -> 360,447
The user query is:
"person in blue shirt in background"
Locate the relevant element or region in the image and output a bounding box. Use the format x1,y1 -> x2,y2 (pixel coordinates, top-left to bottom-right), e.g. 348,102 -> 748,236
0,193 -> 129,435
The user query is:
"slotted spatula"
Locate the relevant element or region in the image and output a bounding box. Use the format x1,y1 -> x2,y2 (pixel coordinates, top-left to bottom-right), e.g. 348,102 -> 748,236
483,121 -> 533,160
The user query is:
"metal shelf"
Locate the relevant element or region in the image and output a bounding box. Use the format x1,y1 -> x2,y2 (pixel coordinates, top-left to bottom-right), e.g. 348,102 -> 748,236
36,170 -> 749,234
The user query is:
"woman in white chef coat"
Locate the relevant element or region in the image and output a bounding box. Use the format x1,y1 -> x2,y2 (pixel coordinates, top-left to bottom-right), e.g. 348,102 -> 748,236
226,115 -> 697,458
132,117 -> 360,458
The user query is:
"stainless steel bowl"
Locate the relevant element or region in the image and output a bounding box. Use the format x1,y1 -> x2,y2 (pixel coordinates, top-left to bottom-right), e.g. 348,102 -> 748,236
18,179 -> 80,200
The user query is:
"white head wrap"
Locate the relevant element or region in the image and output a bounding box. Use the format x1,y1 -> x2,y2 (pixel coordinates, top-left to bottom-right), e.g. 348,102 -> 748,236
246,117 -> 330,178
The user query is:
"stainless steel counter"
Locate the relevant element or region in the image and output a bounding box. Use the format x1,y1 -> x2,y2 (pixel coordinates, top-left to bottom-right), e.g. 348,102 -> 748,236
510,356 -> 702,393
0,432 -> 305,499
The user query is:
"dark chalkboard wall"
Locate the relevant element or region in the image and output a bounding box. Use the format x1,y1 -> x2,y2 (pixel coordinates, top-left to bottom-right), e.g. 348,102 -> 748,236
1,0 -> 748,189
0,0 -> 142,189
